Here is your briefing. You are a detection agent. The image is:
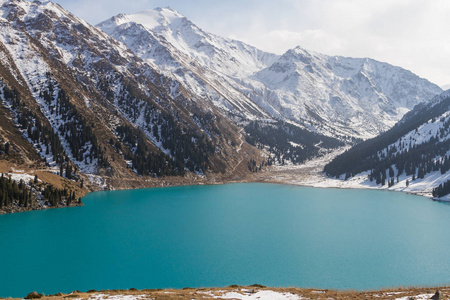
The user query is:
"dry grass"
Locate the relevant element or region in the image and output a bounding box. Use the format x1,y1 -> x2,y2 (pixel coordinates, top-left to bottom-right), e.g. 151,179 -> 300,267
5,285 -> 450,300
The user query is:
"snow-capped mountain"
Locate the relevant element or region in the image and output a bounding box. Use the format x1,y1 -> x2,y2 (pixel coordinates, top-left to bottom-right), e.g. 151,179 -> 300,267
324,90 -> 450,199
0,0 -> 445,200
98,7 -> 278,119
98,7 -> 277,79
98,7 -> 442,141
250,47 -> 442,139
0,0 -> 254,190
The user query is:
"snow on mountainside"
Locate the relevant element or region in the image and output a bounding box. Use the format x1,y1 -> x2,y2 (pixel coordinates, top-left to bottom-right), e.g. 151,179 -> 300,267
99,7 -> 278,78
249,47 -> 442,139
97,7 -> 277,119
100,8 -> 349,166
0,0 -> 254,190
324,90 -> 450,199
98,7 -> 442,141
0,1 -> 446,213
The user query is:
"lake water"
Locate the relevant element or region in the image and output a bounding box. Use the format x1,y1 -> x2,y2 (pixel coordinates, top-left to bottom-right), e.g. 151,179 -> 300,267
1,183 -> 450,297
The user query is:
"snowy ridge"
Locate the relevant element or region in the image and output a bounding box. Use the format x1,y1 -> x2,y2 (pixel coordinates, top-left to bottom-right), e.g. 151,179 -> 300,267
99,7 -> 278,78
99,8 -> 441,141
249,47 -> 442,139
378,110 -> 450,158
399,89 -> 450,125
325,90 -> 450,199
98,7 -> 277,120
0,0 -> 248,180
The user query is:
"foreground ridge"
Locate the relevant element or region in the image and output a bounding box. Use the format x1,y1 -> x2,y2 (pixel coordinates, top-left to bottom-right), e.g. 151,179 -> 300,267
12,286 -> 449,300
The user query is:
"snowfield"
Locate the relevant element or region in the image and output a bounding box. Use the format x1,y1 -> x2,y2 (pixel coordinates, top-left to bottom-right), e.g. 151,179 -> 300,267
259,148 -> 450,200
1,170 -> 38,184
212,290 -> 304,300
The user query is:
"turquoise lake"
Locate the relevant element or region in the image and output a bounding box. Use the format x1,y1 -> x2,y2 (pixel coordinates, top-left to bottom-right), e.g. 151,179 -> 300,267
1,183 -> 450,297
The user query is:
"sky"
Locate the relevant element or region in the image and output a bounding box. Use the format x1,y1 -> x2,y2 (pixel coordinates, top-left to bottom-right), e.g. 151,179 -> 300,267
52,0 -> 450,87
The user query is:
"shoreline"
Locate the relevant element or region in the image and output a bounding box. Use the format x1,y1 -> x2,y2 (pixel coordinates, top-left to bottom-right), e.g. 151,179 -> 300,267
1,173 -> 435,216
259,177 -> 433,198
6,285 -> 449,300
250,147 -> 441,201
78,146 -> 438,202
1,147 -> 442,215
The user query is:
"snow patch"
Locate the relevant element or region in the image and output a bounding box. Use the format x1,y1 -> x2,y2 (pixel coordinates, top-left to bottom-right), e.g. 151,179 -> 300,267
88,294 -> 146,300
395,294 -> 433,300
213,290 -> 303,300
3,172 -> 37,183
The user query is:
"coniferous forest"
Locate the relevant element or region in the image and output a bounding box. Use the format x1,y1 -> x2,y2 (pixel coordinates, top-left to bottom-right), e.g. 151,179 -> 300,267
0,175 -> 32,209
245,121 -> 344,165
325,94 -> 450,196
0,173 -> 80,211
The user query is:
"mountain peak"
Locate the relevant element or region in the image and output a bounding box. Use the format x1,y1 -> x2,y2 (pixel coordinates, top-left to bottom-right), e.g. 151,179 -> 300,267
283,46 -> 321,59
154,6 -> 181,14
100,7 -> 187,31
152,6 -> 184,18
279,46 -> 321,65
98,6 -> 441,141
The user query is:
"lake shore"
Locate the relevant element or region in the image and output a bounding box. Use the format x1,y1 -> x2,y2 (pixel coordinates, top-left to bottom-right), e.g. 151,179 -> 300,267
1,146 -> 439,215
8,285 -> 449,300
253,148 -> 437,200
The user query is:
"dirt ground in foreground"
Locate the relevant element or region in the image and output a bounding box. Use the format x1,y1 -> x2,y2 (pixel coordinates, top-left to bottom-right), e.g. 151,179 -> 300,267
5,285 -> 450,300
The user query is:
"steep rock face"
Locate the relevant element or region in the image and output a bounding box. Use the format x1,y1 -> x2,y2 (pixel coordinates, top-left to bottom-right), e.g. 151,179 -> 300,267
0,0 -> 253,189
324,90 -> 450,198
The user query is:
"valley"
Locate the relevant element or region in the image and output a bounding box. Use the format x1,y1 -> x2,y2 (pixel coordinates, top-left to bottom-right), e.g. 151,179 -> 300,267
0,0 -> 446,216
2,0 -> 450,297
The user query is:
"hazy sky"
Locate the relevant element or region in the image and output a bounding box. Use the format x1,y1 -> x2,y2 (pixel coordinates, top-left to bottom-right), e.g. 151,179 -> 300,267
53,0 -> 450,87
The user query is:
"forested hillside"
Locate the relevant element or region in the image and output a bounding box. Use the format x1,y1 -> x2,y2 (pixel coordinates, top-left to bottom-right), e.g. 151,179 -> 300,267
0,0 -> 257,213
324,91 -> 450,198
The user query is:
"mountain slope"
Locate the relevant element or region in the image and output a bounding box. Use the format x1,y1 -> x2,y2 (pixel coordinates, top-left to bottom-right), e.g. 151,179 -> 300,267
98,7 -> 277,79
97,7 -> 278,120
0,0 -> 259,203
98,8 -> 441,142
0,0 -> 445,214
246,47 -> 442,139
98,7 -> 351,164
324,90 -> 450,198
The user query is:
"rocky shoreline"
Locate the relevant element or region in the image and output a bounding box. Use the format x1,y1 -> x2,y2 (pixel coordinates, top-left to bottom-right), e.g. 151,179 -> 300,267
0,201 -> 83,215
7,285 -> 449,300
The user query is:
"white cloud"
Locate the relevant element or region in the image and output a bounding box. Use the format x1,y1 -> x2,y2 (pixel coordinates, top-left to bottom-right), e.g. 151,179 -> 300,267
226,0 -> 450,86
231,29 -> 346,56
53,0 -> 450,86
